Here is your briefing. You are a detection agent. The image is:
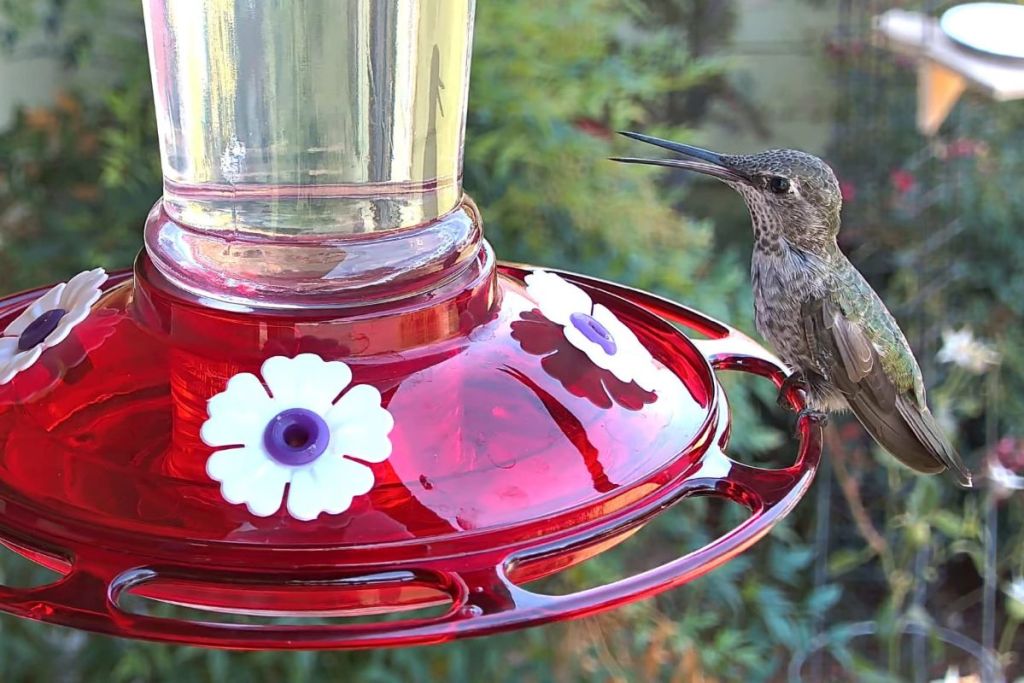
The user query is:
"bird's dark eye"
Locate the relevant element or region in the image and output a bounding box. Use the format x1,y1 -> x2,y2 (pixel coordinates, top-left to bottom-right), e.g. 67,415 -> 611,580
768,176 -> 790,194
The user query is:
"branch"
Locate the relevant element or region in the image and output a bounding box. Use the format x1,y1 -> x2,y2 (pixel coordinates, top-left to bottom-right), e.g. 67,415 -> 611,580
827,427 -> 889,556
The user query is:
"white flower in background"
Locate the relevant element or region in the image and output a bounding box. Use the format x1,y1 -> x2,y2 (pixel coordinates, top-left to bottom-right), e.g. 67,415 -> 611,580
0,268 -> 107,385
936,327 -> 1000,375
202,354 -> 394,521
989,461 -> 1024,496
930,666 -> 979,683
1006,576 -> 1024,603
525,270 -> 658,391
1005,576 -> 1024,622
988,437 -> 1024,499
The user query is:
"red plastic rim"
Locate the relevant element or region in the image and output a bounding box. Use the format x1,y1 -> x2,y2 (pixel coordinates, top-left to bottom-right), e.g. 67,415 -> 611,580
0,263 -> 821,650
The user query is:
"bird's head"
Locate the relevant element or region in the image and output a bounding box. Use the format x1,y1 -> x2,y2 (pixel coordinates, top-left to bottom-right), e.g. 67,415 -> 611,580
613,132 -> 842,254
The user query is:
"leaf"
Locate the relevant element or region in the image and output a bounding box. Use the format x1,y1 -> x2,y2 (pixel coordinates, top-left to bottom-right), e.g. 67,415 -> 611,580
807,584 -> 843,615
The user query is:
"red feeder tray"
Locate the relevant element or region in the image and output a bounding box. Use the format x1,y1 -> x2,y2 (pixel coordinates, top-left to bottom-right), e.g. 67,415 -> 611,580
0,0 -> 820,650
0,255 -> 820,649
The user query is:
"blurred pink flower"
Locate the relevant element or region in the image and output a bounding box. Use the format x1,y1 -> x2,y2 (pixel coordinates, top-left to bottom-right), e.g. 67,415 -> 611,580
993,437 -> 1024,471
839,179 -> 856,203
890,169 -> 916,195
573,117 -> 612,140
824,39 -> 848,60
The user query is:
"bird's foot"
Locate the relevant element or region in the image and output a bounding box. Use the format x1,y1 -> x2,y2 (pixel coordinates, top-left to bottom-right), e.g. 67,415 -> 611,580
793,407 -> 829,436
777,372 -> 807,411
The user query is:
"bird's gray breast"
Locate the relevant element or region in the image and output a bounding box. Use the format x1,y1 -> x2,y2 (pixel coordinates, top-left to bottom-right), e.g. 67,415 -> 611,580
751,247 -> 827,371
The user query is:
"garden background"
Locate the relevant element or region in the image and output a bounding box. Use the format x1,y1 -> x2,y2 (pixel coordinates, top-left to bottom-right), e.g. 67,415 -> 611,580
1,0 -> 1022,680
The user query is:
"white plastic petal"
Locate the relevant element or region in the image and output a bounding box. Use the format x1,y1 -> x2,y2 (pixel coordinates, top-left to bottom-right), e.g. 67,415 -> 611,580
13,346 -> 43,372
60,269 -> 94,303
206,446 -> 266,483
337,431 -> 393,463
0,337 -> 18,364
316,456 -> 375,498
32,282 -> 67,315
290,353 -> 353,409
201,416 -> 262,449
605,356 -> 639,385
592,304 -> 658,389
325,383 -> 384,428
562,324 -> 618,372
259,354 -> 351,409
42,307 -> 89,350
626,362 -> 659,389
327,406 -> 394,448
316,461 -> 373,515
286,460 -> 372,521
4,308 -> 38,338
595,305 -> 650,358
260,355 -> 300,403
221,371 -> 271,402
4,283 -> 65,336
202,373 -> 275,447
526,270 -> 593,325
0,347 -> 43,385
219,459 -> 290,517
286,468 -> 329,521
243,467 -> 292,517
61,268 -> 107,312
319,492 -> 356,516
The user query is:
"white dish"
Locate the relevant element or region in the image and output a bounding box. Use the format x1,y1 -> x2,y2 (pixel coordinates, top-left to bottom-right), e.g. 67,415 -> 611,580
940,2 -> 1024,60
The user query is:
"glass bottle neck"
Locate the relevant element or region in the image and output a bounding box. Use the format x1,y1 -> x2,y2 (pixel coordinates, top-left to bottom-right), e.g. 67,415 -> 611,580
141,0 -> 482,308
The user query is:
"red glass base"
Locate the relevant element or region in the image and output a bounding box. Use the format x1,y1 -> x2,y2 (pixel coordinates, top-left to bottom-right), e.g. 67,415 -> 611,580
0,252 -> 820,649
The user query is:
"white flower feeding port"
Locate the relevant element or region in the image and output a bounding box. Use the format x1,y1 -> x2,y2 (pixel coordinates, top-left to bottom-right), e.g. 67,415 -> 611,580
0,268 -> 107,385
525,270 -> 660,392
203,355 -> 394,521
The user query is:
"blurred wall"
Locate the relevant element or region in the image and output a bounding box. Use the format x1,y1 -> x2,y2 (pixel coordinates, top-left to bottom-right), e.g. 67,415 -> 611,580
704,0 -> 835,154
0,20 -> 63,132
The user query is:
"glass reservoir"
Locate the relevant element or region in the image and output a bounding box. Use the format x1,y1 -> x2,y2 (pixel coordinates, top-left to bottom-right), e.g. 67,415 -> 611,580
0,0 -> 819,650
143,0 -> 478,306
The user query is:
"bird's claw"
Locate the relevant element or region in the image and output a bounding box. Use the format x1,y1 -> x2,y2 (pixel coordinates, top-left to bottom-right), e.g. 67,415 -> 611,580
777,372 -> 806,411
793,408 -> 828,437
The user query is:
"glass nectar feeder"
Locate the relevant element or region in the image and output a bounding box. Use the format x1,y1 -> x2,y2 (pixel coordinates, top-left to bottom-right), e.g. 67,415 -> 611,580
0,0 -> 821,649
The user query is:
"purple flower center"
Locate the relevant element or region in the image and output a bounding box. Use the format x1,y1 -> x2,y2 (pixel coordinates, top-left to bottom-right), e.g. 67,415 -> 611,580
570,312 -> 617,355
263,408 -> 330,467
17,308 -> 67,352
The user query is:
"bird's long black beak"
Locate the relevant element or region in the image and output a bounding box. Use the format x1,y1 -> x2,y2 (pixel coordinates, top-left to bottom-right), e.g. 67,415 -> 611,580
611,131 -> 749,183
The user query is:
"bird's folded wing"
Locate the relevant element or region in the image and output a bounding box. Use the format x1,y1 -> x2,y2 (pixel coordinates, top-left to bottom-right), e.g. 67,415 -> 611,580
801,297 -> 952,477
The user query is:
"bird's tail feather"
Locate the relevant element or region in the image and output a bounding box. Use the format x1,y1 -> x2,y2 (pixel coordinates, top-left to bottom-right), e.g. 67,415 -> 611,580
894,395 -> 972,487
846,392 -> 972,487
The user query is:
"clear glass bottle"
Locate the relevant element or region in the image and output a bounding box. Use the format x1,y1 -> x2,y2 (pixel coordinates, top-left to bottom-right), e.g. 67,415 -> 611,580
142,0 -> 480,307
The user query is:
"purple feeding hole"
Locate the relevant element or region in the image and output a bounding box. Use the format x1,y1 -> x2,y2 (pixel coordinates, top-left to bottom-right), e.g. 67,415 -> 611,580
17,308 -> 67,352
263,408 -> 330,467
570,312 -> 617,355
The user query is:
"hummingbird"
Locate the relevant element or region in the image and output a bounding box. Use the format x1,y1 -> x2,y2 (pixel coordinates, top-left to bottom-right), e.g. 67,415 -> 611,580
613,131 -> 971,486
